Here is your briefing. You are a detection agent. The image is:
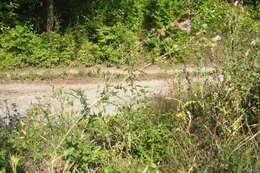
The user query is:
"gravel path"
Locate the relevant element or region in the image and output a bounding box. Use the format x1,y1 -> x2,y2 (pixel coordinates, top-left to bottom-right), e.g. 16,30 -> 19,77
0,66 -> 215,118
0,80 -> 173,117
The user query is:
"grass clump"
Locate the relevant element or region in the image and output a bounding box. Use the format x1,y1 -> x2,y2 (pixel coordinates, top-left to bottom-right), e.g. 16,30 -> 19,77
10,73 -> 22,80
24,71 -> 39,80
0,73 -> 7,79
39,71 -> 54,81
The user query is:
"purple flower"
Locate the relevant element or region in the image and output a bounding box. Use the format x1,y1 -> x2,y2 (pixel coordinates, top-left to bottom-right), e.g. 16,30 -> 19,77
235,0 -> 244,6
184,19 -> 191,33
184,19 -> 190,25
186,25 -> 191,33
215,35 -> 222,41
252,63 -> 259,68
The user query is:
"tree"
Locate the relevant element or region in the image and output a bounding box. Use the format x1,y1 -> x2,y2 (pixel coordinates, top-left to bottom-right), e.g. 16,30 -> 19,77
47,0 -> 54,32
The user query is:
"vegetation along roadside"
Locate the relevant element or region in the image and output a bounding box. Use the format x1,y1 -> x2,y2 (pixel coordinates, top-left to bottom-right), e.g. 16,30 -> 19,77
0,0 -> 259,172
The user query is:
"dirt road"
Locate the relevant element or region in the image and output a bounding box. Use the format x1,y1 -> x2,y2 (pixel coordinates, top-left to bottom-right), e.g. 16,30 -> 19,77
0,66 -> 215,117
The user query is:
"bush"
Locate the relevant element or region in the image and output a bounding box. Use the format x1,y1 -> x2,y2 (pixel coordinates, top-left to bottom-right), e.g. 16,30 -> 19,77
0,0 -> 259,68
143,0 -> 184,29
95,24 -> 141,65
0,25 -> 76,69
76,39 -> 99,67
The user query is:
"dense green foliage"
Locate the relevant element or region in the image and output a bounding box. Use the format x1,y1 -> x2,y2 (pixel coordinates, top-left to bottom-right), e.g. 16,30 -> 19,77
0,0 -> 259,68
0,0 -> 259,172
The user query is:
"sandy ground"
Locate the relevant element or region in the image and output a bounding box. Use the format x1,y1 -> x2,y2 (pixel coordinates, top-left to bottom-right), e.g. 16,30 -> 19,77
0,65 -> 215,118
0,80 -> 172,117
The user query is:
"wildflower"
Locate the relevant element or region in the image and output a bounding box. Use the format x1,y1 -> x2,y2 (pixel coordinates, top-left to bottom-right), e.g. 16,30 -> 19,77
252,63 -> 259,68
184,19 -> 190,25
215,35 -> 222,41
176,111 -> 186,119
184,19 -> 191,33
235,0 -> 244,6
186,25 -> 191,33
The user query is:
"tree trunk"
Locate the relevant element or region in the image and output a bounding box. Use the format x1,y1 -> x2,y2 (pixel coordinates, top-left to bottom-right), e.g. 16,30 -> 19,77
47,0 -> 54,32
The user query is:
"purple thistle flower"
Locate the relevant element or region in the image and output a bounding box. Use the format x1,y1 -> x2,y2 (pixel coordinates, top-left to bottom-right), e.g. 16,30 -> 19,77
184,19 -> 191,33
215,35 -> 222,41
186,25 -> 191,33
184,19 -> 190,25
235,0 -> 244,6
252,63 -> 259,68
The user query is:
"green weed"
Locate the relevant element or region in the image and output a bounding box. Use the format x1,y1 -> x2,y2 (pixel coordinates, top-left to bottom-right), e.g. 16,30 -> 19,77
0,73 -> 7,79
78,69 -> 85,77
25,71 -> 39,80
39,71 -> 54,80
10,73 -> 22,80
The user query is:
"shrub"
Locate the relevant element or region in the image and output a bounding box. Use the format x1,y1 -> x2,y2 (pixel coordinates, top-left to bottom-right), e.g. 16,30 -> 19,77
143,0 -> 184,29
95,24 -> 140,65
76,39 -> 99,67
0,25 -> 76,69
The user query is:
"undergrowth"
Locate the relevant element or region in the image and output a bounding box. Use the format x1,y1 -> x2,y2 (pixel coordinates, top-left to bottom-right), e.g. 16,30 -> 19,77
0,0 -> 259,69
0,1 -> 259,173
